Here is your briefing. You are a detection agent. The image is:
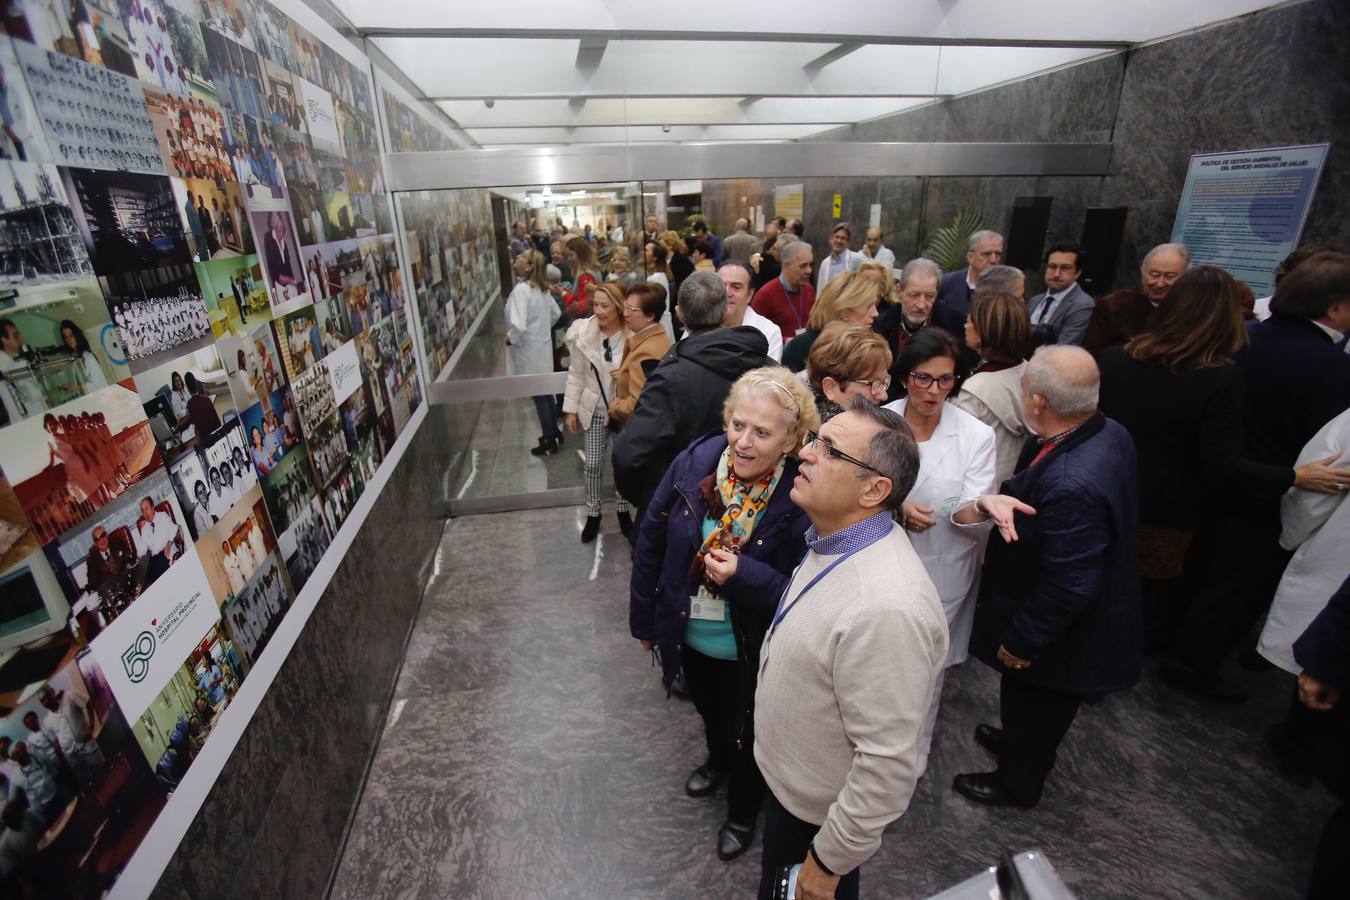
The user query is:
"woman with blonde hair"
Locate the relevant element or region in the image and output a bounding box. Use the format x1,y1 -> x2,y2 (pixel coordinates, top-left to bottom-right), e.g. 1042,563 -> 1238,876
550,235 -> 603,319
856,258 -> 894,307
781,270 -> 882,371
607,245 -> 637,288
507,250 -> 563,455
660,229 -> 693,300
630,366 -> 819,861
805,321 -> 894,421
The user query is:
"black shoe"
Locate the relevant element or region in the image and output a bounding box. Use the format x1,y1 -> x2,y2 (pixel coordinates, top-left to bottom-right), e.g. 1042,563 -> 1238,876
1160,662 -> 1247,703
685,764 -> 727,798
671,672 -> 691,701
617,509 -> 633,538
580,515 -> 601,543
974,724 -> 1003,756
1239,646 -> 1273,672
1265,723 -> 1313,788
716,821 -> 755,861
530,437 -> 559,457
952,772 -> 1035,808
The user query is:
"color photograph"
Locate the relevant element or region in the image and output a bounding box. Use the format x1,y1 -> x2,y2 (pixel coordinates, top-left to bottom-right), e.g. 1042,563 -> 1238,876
0,37 -> 54,163
172,176 -> 252,261
237,385 -> 301,479
245,184 -> 309,314
4,379 -> 162,544
259,439 -> 315,534
61,168 -> 191,275
273,304 -> 321,381
196,253 -> 266,338
196,484 -> 275,604
145,87 -> 231,181
132,343 -> 234,460
217,319 -> 283,411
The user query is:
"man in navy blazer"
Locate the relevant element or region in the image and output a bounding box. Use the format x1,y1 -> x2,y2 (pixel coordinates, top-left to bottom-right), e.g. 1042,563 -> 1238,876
936,229 -> 1004,320
1166,251 -> 1350,702
1027,242 -> 1095,346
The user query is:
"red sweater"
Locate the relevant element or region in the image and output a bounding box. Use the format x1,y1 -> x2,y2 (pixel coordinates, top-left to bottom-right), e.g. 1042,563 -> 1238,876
751,277 -> 816,342
562,272 -> 598,318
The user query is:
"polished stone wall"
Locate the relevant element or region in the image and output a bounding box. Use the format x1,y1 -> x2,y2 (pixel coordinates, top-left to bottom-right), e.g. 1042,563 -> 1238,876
700,0 -> 1348,292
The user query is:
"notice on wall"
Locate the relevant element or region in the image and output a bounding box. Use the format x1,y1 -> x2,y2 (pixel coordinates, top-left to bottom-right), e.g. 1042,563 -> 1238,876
774,183 -> 803,222
1170,144 -> 1328,296
869,203 -> 882,230
326,338 -> 362,404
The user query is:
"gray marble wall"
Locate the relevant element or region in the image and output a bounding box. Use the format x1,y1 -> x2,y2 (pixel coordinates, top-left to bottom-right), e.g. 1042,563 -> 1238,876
704,0 -> 1347,292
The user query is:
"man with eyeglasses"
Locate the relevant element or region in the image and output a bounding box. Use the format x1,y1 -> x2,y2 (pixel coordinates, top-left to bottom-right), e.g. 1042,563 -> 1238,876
1027,242 -> 1095,346
873,258 -> 964,362
1082,243 -> 1189,357
937,229 -> 1004,319
755,399 -> 947,900
85,525 -> 135,614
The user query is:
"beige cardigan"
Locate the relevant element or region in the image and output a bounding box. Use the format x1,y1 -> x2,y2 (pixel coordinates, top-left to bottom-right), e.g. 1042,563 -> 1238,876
754,525 -> 948,875
951,361 -> 1032,486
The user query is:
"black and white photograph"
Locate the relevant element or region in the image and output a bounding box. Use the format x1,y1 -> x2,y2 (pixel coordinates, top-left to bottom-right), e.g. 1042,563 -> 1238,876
0,37 -> 53,163
61,168 -> 192,275
165,417 -> 254,541
13,38 -> 161,173
0,159 -> 92,286
220,548 -> 290,664
42,470 -> 188,628
259,438 -> 314,534
290,358 -> 334,434
275,492 -> 327,594
305,410 -> 348,488
100,264 -> 212,366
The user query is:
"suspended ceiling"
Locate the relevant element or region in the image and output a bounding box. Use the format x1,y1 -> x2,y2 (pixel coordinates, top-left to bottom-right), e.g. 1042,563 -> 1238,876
334,0 -> 1287,148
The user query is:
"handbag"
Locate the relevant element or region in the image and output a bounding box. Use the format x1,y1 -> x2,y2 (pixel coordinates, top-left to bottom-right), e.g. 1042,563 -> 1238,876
588,359 -> 622,434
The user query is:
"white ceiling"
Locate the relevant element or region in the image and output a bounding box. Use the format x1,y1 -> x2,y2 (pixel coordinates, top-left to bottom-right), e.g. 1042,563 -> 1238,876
340,0 -> 1285,148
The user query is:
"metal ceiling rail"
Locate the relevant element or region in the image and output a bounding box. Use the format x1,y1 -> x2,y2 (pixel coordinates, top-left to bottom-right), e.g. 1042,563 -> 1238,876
385,141 -> 1113,192
363,28 -> 1131,49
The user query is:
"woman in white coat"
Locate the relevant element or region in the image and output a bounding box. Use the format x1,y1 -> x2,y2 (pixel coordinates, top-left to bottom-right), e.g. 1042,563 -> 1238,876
884,327 -> 997,777
506,250 -> 563,455
562,283 -> 634,543
1259,407 -> 1350,673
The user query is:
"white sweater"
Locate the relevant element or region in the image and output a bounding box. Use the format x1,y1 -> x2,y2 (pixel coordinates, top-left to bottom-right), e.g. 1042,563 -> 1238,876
754,524 -> 947,874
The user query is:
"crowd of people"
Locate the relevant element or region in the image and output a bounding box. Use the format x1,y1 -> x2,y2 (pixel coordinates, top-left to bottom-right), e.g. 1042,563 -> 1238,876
110,292 -> 211,360
509,211 -> 1350,897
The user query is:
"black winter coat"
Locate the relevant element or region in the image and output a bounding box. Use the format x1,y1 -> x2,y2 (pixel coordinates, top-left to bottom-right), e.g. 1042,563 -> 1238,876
612,326 -> 774,509
970,414 -> 1144,695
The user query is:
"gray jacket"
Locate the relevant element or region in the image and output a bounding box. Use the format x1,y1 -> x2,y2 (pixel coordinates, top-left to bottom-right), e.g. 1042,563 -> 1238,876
1027,282 -> 1095,346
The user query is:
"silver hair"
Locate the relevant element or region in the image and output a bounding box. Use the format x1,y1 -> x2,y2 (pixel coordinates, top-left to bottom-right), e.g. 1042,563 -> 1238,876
773,233 -> 795,250
677,270 -> 728,332
967,229 -> 1004,252
843,396 -> 919,511
780,240 -> 813,264
976,264 -> 1024,294
545,264 -> 561,282
1025,345 -> 1099,418
735,217 -> 749,230
1141,242 -> 1190,271
899,257 -> 942,288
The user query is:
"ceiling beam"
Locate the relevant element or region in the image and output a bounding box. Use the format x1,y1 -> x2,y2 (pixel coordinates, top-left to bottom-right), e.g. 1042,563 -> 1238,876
364,28 -> 1130,49
804,42 -> 862,72
575,37 -> 607,71
459,121 -> 857,130
429,91 -> 950,101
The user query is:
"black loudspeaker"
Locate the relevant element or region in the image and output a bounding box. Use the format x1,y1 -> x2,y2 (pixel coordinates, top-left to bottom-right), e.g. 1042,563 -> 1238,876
1079,207 -> 1128,296
1004,196 -> 1054,271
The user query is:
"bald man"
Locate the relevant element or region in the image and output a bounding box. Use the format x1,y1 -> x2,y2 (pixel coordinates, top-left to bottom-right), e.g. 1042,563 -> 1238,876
722,217 -> 758,265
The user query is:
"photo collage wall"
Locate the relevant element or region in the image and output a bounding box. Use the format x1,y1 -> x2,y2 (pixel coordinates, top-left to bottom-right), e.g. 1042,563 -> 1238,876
0,1 -> 468,894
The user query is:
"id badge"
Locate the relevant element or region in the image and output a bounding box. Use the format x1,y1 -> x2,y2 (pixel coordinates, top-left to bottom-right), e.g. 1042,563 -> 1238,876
690,586 -> 726,621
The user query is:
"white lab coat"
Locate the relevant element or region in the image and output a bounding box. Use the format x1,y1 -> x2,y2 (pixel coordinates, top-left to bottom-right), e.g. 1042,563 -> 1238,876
1257,408 -> 1350,674
505,281 -> 561,376
815,249 -> 864,295
884,398 -> 998,664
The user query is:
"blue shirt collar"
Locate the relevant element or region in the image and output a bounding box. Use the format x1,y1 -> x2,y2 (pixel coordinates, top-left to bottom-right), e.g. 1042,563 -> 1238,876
779,273 -> 799,294
805,511 -> 893,556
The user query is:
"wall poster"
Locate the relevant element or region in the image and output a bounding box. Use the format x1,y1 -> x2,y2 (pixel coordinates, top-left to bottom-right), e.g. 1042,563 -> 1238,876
773,182 -> 803,222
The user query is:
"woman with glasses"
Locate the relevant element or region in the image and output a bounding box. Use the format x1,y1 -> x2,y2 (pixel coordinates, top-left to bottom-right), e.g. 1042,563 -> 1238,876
608,282 -> 672,434
883,327 -> 997,777
563,282 -> 632,542
630,367 -> 818,862
804,321 -> 893,422
953,287 -> 1034,485
781,270 -> 882,372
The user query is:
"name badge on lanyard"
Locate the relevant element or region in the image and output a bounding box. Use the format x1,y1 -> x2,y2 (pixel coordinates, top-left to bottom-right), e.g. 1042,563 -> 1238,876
690,585 -> 726,621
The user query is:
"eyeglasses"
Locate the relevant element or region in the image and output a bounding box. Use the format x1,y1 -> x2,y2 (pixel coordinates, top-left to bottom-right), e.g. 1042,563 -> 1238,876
844,375 -> 891,393
622,304 -> 642,315
803,430 -> 883,476
907,371 -> 958,390
601,337 -> 612,363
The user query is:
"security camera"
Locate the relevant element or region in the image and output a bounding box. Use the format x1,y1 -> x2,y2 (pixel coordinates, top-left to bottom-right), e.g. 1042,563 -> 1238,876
485,98 -> 495,109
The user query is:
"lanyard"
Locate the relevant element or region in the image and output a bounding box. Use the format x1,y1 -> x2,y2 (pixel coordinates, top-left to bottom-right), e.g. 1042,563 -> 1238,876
767,525 -> 890,641
779,274 -> 804,330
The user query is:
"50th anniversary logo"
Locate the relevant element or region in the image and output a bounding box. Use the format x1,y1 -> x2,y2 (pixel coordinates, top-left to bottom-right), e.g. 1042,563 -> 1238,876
121,631 -> 157,683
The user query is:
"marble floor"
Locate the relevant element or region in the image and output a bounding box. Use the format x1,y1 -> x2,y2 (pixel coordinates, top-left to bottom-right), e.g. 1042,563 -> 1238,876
329,504 -> 1337,899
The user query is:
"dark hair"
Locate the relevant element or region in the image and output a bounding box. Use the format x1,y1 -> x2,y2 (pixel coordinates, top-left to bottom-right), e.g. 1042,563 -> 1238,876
832,222 -> 851,238
895,327 -> 963,397
771,216 -> 787,229
1043,241 -> 1084,270
844,396 -> 919,511
691,222 -> 709,234
59,320 -> 92,355
1276,244 -> 1336,283
968,288 -> 1031,363
1126,265 -> 1245,370
690,239 -> 714,259
1270,251 -> 1350,321
185,372 -> 201,392
626,281 -> 667,319
0,318 -> 15,340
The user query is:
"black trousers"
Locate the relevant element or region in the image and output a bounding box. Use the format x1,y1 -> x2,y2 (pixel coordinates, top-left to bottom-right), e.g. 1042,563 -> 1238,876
1170,515 -> 1291,674
996,676 -> 1083,806
757,792 -> 860,900
682,646 -> 766,826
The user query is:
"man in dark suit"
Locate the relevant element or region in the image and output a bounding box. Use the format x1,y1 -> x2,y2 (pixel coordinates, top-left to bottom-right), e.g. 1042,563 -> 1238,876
1165,251 -> 1350,701
85,525 -> 135,612
1027,242 -> 1095,346
936,229 -> 1003,320
1082,243 -> 1187,356
950,345 -> 1141,807
873,257 -> 964,363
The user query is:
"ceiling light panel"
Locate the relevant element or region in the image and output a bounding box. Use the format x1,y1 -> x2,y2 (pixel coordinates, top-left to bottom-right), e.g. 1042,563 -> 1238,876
437,97 -> 929,128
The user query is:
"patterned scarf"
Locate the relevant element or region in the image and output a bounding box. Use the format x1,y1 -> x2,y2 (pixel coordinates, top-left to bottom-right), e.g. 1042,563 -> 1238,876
689,446 -> 785,594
